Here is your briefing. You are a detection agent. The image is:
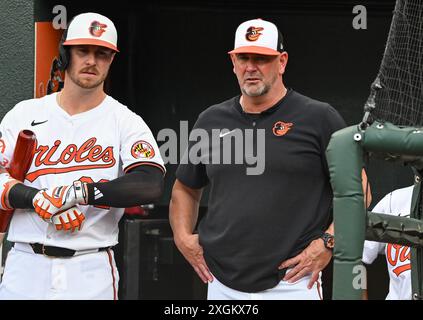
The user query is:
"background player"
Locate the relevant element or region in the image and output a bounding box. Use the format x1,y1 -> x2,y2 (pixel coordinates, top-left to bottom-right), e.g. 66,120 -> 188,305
363,185 -> 412,300
0,12 -> 165,299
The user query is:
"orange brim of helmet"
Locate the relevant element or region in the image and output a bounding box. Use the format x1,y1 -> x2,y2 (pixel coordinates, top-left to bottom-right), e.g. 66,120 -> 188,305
63,38 -> 119,52
228,46 -> 280,56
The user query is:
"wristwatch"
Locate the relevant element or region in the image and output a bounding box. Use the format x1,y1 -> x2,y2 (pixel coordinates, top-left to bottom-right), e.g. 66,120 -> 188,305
321,232 -> 335,250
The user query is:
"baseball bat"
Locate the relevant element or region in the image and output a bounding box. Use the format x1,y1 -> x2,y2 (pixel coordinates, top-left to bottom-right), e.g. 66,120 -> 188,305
0,130 -> 37,243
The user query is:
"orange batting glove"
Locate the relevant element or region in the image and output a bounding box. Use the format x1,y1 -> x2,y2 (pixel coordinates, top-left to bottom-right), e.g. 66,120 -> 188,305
51,206 -> 86,232
32,180 -> 87,221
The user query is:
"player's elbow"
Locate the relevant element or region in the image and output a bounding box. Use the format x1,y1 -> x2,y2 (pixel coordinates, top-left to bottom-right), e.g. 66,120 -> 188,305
133,174 -> 164,205
128,166 -> 165,205
142,177 -> 164,204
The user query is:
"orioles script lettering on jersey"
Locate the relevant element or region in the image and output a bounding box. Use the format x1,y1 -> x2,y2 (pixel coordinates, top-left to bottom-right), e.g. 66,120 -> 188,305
386,243 -> 411,276
26,137 -> 116,182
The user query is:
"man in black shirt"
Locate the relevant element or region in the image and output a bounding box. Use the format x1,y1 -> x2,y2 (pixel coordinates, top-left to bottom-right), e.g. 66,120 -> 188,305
169,18 -> 369,299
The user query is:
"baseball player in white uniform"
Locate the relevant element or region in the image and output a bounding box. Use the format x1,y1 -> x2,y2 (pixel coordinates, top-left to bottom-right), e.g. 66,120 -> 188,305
363,185 -> 412,300
0,12 -> 165,299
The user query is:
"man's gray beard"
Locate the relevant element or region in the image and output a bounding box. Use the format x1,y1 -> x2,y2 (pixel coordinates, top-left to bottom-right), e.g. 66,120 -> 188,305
241,83 -> 270,97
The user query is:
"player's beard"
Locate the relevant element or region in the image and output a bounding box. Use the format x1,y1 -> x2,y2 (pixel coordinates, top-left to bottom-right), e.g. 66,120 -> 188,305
241,72 -> 278,97
68,67 -> 108,90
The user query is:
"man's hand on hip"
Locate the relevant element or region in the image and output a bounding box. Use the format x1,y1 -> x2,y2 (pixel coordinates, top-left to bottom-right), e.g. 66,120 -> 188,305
278,238 -> 332,289
32,180 -> 87,221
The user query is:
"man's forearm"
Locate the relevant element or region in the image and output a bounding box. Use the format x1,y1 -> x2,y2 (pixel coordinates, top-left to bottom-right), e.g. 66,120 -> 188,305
86,166 -> 164,207
169,180 -> 202,245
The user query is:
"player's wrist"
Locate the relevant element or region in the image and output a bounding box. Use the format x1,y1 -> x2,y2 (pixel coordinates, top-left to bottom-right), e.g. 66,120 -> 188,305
72,180 -> 88,205
9,183 -> 40,209
0,172 -> 21,210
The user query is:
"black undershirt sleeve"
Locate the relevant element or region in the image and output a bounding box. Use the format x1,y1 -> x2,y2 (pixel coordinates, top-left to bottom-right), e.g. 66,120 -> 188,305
8,165 -> 164,209
8,183 -> 39,209
86,165 -> 164,207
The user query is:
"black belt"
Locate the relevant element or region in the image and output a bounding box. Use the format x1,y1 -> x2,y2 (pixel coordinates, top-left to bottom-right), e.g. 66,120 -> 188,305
29,243 -> 109,257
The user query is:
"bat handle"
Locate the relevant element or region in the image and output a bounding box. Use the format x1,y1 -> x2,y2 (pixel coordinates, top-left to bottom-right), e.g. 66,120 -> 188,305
0,210 -> 13,233
0,129 -> 37,236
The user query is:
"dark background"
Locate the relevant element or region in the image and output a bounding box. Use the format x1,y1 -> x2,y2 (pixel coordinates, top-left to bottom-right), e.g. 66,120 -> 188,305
32,0 -> 412,299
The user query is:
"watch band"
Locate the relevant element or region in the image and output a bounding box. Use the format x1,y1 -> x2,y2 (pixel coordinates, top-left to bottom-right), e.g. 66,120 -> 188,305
321,232 -> 335,250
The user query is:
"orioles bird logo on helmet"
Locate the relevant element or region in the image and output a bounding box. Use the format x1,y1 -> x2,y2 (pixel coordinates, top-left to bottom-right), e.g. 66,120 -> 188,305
245,26 -> 264,42
273,121 -> 293,136
89,21 -> 108,37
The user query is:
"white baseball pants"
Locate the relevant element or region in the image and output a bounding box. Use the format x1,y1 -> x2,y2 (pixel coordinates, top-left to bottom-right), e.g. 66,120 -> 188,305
207,271 -> 322,300
0,243 -> 119,300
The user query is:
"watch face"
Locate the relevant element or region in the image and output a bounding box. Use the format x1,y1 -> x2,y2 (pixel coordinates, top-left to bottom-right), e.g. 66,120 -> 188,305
322,233 -> 334,249
326,236 -> 335,249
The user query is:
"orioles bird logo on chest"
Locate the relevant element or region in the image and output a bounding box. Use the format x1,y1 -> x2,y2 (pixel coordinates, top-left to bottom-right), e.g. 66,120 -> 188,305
272,121 -> 293,136
26,137 -> 116,182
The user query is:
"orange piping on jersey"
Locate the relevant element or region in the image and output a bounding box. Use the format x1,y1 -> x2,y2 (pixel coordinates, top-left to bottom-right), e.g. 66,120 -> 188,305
26,162 -> 116,182
124,161 -> 165,174
106,249 -> 117,300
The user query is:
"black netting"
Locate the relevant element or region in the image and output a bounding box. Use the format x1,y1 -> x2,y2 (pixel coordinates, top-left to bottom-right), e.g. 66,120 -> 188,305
371,0 -> 423,127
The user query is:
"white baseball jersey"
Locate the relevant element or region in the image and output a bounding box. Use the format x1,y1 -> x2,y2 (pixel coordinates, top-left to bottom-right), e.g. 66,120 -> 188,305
362,185 -> 413,300
0,92 -> 165,250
